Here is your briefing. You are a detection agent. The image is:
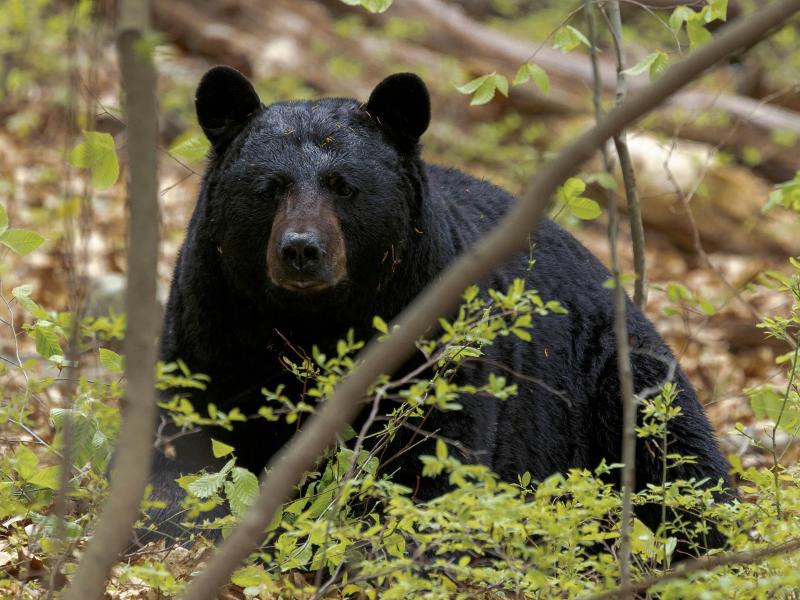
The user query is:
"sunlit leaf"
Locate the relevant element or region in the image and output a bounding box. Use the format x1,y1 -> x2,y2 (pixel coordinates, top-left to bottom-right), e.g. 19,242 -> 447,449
340,0 -> 393,13
99,348 -> 124,374
456,73 -> 509,106
168,132 -> 210,163
623,51 -> 669,81
226,467 -> 259,516
68,131 -> 119,191
513,63 -> 550,95
553,25 -> 590,52
211,438 -> 235,458
0,228 -> 44,255
567,197 -> 602,220
28,465 -> 60,490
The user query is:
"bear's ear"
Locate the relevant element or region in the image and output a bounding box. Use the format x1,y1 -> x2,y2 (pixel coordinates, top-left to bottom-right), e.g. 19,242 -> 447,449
365,73 -> 430,148
195,66 -> 262,151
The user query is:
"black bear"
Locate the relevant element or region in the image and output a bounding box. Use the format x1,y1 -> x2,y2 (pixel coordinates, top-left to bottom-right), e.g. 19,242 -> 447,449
146,66 -> 730,550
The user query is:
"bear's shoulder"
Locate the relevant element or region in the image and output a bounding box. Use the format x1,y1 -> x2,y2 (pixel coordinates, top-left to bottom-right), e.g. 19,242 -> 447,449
423,163 -> 613,293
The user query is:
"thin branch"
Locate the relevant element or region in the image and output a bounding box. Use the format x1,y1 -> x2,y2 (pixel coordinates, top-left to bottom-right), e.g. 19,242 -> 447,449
61,3 -> 160,599
180,3 -> 800,598
584,0 -> 637,592
50,5 -> 96,593
583,537 -> 800,600
604,1 -> 647,310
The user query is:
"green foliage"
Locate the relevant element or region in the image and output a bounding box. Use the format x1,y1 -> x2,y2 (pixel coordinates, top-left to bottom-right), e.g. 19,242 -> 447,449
455,72 -> 509,106
556,177 -> 603,220
513,62 -> 550,95
668,0 -> 727,49
0,0 -> 91,108
4,1 -> 800,597
658,280 -> 716,318
340,0 -> 393,14
623,51 -> 669,81
0,205 -> 45,256
68,131 -> 120,191
764,170 -> 800,213
168,131 -> 211,163
553,25 -> 591,53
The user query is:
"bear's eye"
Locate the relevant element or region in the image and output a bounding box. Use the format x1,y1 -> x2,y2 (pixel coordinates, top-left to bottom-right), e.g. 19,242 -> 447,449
325,174 -> 356,200
264,175 -> 291,198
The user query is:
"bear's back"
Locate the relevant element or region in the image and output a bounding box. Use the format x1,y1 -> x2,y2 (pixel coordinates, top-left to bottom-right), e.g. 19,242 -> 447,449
424,163 -> 616,314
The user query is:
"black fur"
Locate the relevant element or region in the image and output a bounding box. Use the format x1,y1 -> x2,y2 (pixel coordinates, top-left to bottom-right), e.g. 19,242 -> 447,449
144,69 -> 730,550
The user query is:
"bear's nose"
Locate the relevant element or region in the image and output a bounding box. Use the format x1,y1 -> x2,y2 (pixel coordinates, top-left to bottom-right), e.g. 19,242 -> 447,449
279,231 -> 323,274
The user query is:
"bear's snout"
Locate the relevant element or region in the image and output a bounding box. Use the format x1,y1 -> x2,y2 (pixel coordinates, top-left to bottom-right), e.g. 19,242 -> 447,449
266,193 -> 347,294
278,230 -> 323,275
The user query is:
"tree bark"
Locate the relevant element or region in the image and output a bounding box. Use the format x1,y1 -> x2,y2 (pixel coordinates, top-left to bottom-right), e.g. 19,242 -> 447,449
61,3 -> 160,599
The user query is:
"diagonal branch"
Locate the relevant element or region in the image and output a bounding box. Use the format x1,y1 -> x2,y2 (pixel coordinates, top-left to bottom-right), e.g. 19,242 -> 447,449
583,537 -> 800,600
180,2 -> 800,598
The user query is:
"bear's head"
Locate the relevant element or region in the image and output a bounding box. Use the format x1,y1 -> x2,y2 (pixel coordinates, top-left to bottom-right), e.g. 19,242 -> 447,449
194,66 -> 431,316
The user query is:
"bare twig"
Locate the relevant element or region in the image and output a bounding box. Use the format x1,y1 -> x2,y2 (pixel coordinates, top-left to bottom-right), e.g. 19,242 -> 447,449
180,3 -> 800,598
604,1 -> 647,310
49,6 -> 96,594
584,0 -> 638,592
61,3 -> 160,599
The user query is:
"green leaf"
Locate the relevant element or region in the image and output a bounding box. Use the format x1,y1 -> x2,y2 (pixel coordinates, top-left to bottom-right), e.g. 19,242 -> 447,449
687,19 -> 712,48
231,565 -> 267,588
455,74 -> 489,95
99,348 -> 124,374
764,172 -> 800,213
226,467 -> 259,516
35,324 -> 62,359
553,25 -> 590,53
168,132 -> 210,163
0,204 -> 7,235
13,445 -> 39,481
12,283 -> 32,298
603,272 -> 636,289
372,315 -> 388,334
561,177 -> 586,197
513,63 -> 550,95
435,438 -> 448,461
698,299 -> 716,316
623,51 -> 669,81
585,172 -> 617,190
706,0 -> 728,22
341,424 -> 357,442
188,472 -> 225,499
494,74 -> 509,98
456,73 -> 508,106
512,328 -> 532,342
12,285 -> 50,321
68,131 -> 119,191
557,178 -> 601,220
568,197 -> 602,220
339,0 -> 393,12
669,6 -> 695,33
28,465 -> 61,490
211,438 -> 235,458
0,228 -> 44,256
472,77 -> 499,105
463,285 -> 479,303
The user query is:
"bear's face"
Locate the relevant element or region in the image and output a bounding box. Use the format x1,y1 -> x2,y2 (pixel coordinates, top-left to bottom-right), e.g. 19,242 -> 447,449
194,67 -> 430,313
